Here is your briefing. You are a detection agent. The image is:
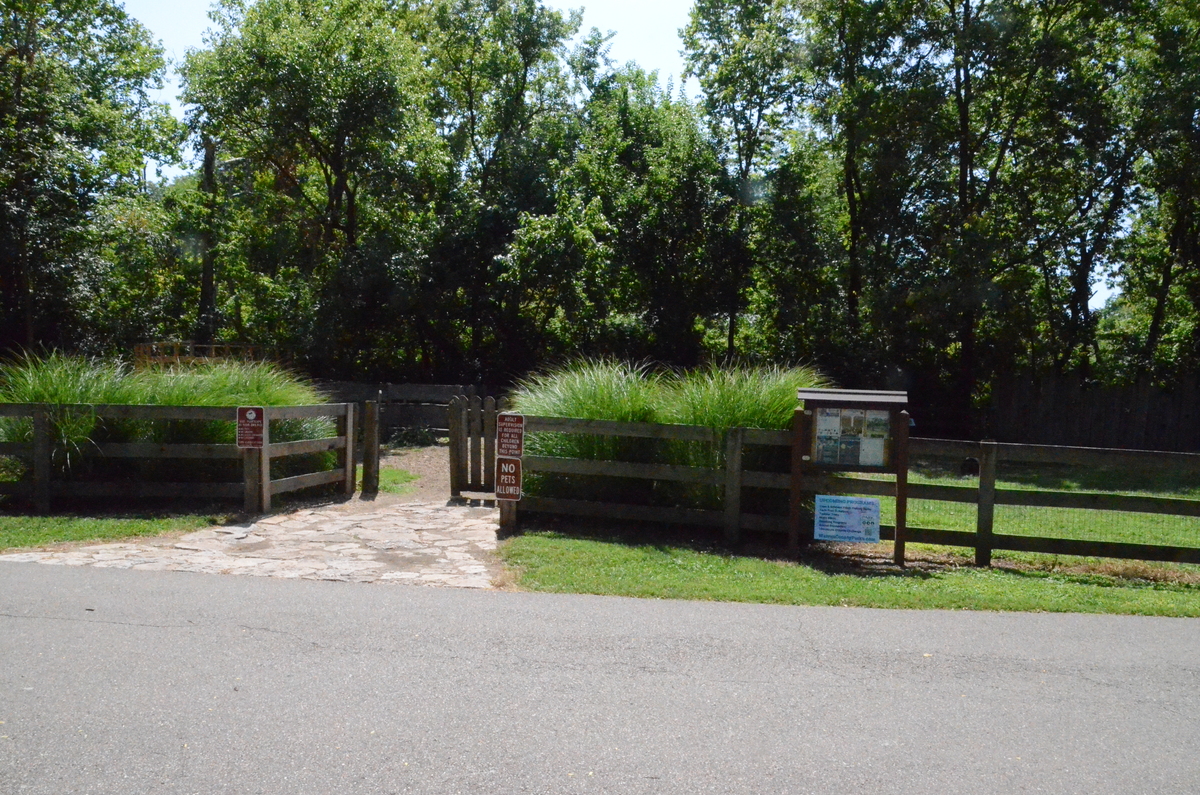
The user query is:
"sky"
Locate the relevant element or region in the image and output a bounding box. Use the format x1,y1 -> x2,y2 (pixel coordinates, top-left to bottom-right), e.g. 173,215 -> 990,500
122,0 -> 697,121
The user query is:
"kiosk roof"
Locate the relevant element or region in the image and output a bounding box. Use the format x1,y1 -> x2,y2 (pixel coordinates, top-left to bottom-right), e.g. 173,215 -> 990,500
797,388 -> 908,405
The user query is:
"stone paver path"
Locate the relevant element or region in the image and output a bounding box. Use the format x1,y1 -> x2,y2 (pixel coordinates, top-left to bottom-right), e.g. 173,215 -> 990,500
0,501 -> 500,589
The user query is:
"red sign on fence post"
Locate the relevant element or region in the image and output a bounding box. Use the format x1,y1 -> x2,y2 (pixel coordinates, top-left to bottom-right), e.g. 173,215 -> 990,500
237,406 -> 265,449
496,413 -> 524,500
496,456 -> 522,500
496,413 -> 524,458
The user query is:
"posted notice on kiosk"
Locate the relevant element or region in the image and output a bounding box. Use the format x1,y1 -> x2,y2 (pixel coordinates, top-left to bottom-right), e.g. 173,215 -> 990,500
814,495 -> 881,543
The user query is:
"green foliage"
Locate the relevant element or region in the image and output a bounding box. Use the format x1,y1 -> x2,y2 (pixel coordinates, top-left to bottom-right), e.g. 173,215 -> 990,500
510,358 -> 827,507
0,0 -> 181,354
0,355 -> 332,476
0,513 -> 221,550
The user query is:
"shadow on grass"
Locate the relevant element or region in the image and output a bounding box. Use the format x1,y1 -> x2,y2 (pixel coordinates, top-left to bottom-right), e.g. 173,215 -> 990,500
510,512 -> 948,580
510,512 -> 1200,591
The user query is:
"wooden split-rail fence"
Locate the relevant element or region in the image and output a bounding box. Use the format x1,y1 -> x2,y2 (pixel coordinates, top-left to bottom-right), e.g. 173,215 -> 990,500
448,402 -> 1200,566
0,403 -> 367,514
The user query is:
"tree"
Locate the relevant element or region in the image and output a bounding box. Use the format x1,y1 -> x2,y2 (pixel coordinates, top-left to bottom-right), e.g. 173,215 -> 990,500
0,0 -> 177,354
682,0 -> 803,356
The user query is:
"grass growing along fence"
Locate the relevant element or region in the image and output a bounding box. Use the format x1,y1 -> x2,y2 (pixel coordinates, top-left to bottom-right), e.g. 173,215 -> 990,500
500,533 -> 1200,617
509,360 -> 826,509
0,354 -> 336,487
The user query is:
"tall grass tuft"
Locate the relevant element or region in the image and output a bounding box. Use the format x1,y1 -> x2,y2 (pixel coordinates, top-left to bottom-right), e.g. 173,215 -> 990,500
509,359 -> 831,510
661,364 -> 831,435
0,354 -> 333,481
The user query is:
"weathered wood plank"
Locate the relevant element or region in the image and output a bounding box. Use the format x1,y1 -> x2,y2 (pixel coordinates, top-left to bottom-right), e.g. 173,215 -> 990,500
0,482 -> 31,496
525,416 -> 716,442
270,403 -> 350,420
909,438 -> 980,458
448,397 -> 465,498
383,384 -> 466,403
483,397 -> 497,491
362,401 -> 380,494
341,404 -> 356,497
519,496 -> 724,528
993,442 -> 1200,470
791,474 -> 980,503
884,526 -> 977,547
742,470 -> 790,490
0,404 -> 33,418
977,441 -> 997,566
0,441 -> 31,455
89,443 -> 242,459
244,448 -> 261,514
724,428 -> 745,545
51,481 -> 242,499
742,428 -> 790,446
270,469 -> 344,495
469,395 -> 483,489
523,455 -> 722,485
740,513 -> 788,532
994,488 -> 1200,516
89,404 -> 237,421
33,409 -> 50,514
268,436 -> 344,457
992,533 -> 1200,564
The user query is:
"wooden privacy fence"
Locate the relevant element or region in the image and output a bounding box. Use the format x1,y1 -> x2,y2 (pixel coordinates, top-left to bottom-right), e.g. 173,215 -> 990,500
0,403 -> 359,514
482,414 -> 1200,567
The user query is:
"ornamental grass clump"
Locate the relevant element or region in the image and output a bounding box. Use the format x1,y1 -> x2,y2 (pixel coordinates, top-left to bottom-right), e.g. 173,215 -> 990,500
509,359 -> 831,510
0,354 -> 333,483
510,360 -> 663,504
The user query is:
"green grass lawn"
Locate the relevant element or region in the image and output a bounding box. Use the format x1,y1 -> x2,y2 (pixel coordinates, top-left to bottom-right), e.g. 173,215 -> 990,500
501,531 -> 1200,617
0,513 -> 222,550
358,466 -> 419,495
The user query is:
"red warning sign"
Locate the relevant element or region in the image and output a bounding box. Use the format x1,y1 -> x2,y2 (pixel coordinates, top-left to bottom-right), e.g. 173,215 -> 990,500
496,413 -> 524,458
496,457 -> 522,500
237,406 -> 265,449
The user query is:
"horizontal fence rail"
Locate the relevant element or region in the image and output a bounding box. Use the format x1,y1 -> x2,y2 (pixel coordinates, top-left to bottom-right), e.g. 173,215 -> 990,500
497,416 -> 1200,567
0,403 -> 364,514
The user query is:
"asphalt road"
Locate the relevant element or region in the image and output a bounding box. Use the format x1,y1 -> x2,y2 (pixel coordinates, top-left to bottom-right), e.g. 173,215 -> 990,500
2,563 -> 1199,794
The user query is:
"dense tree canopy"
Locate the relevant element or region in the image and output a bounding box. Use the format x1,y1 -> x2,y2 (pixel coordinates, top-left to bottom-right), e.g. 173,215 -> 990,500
5,0 -> 1200,435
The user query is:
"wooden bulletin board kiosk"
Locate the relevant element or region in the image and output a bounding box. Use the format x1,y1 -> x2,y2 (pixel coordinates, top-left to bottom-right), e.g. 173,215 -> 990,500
790,389 -> 911,565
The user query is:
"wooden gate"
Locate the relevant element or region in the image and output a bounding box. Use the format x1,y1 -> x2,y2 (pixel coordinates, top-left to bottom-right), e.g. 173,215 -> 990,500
448,395 -> 507,497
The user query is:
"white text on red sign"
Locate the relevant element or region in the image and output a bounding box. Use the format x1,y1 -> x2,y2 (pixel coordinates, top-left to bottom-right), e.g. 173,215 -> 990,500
496,413 -> 525,459
496,456 -> 522,500
237,406 -> 265,449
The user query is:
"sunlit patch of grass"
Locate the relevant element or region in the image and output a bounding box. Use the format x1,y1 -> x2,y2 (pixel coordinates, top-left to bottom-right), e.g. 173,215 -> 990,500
359,467 -> 419,494
0,513 -> 222,550
500,532 -> 1200,616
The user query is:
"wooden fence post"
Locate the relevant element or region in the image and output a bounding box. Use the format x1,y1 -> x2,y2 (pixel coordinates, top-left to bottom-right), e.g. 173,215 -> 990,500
499,499 -> 518,535
483,396 -> 497,492
789,407 -> 814,554
893,410 -> 910,567
362,400 -> 380,494
468,395 -> 483,489
723,427 -> 745,546
33,406 -> 50,515
448,396 -> 464,498
243,448 -> 261,514
259,409 -> 272,513
976,440 -> 998,567
341,403 -> 356,497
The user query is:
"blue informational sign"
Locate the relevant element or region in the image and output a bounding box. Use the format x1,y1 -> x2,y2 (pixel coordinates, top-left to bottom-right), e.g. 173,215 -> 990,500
814,495 -> 881,543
